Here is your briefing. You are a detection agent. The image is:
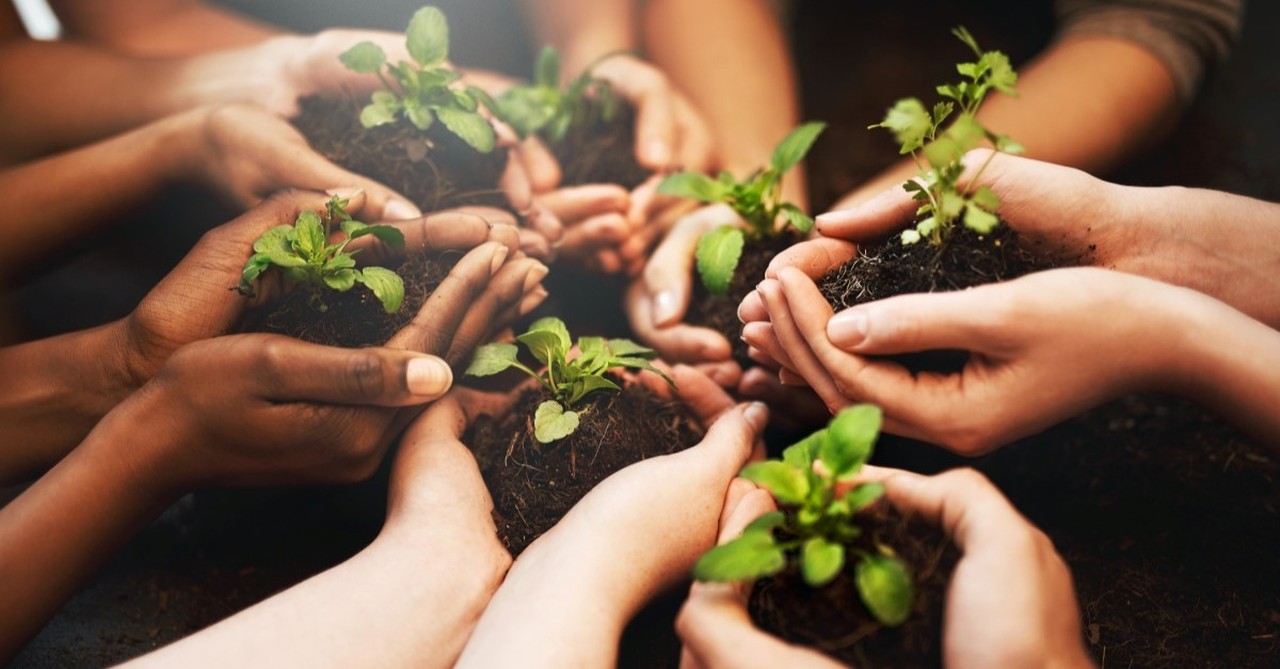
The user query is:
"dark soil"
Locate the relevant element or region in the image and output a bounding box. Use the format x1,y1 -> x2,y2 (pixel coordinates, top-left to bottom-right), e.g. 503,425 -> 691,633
751,506 -> 957,668
687,231 -> 803,368
818,225 -> 1073,373
245,251 -> 456,348
464,382 -> 703,556
548,99 -> 651,190
294,96 -> 509,212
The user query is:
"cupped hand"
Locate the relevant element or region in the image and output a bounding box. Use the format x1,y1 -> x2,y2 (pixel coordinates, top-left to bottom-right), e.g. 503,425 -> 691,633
535,183 -> 633,273
755,265 -> 1201,453
120,189 -> 535,388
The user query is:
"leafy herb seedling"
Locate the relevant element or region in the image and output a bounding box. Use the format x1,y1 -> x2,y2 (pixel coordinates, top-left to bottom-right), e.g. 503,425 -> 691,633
495,46 -> 620,143
238,195 -> 406,314
339,6 -> 500,152
658,122 -> 825,295
465,317 -> 673,443
872,26 -> 1021,246
693,405 -> 914,627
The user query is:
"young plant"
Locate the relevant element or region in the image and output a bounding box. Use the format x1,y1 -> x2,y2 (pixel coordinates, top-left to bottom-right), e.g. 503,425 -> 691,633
465,317 -> 673,443
238,195 -> 406,314
657,122 -> 825,295
338,6 -> 499,153
872,26 -> 1022,246
693,404 -> 915,627
495,46 -> 620,143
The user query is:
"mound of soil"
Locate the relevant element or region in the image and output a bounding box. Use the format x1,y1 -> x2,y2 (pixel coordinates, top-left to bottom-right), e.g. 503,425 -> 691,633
548,99 -> 650,190
687,232 -> 803,368
464,382 -> 703,555
246,251 -> 458,348
750,506 -> 957,668
294,96 -> 509,212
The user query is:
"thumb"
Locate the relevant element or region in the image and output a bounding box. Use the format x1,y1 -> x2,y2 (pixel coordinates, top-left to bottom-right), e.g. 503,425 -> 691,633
814,182 -> 919,241
815,280 -> 1004,355
690,402 -> 769,477
255,337 -> 454,406
644,207 -> 727,326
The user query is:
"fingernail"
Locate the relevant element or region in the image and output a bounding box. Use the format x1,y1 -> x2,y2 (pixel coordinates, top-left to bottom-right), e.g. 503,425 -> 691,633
737,296 -> 754,324
827,310 -> 868,347
490,246 -> 510,276
743,402 -> 769,430
523,262 -> 549,291
326,187 -> 364,200
779,369 -> 805,386
384,199 -> 422,220
646,139 -> 671,167
519,287 -> 549,316
406,356 -> 452,398
652,290 -> 679,325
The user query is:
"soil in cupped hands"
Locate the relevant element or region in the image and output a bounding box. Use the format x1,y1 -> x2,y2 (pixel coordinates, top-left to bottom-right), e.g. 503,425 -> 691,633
548,98 -> 651,190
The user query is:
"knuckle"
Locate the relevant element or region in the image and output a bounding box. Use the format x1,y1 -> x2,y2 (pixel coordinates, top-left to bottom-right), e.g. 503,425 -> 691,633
343,352 -> 390,399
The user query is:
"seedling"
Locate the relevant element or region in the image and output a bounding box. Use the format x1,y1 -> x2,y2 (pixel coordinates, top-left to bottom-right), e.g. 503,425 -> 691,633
658,122 -> 825,295
495,46 -> 620,143
465,317 -> 673,443
872,26 -> 1021,246
339,6 -> 499,153
693,405 -> 915,627
238,195 -> 406,314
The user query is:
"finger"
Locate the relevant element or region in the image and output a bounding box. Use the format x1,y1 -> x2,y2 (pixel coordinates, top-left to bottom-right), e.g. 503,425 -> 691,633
558,213 -> 631,260
764,237 -> 859,280
881,468 -> 1031,551
387,242 -> 507,357
593,249 -> 624,275
643,212 -> 712,327
251,335 -> 453,405
755,278 -> 846,413
442,258 -> 549,366
692,402 -> 770,476
627,280 -> 732,363
817,283 -> 1004,355
537,184 -> 630,222
499,149 -> 534,214
738,289 -> 768,324
718,478 -> 761,535
813,181 -> 920,242
737,368 -> 831,430
719,487 -> 778,544
517,228 -> 553,260
742,321 -> 794,372
345,211 -> 495,266
515,137 -> 561,193
673,364 -> 738,425
691,360 -> 743,389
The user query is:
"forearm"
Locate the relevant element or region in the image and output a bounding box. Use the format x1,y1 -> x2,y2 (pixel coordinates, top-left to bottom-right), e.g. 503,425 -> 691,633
0,390 -> 177,661
0,321 -> 135,485
51,0 -> 282,57
835,35 -> 1179,209
517,0 -> 637,76
126,530 -> 500,669
0,110 -> 208,276
643,0 -> 804,203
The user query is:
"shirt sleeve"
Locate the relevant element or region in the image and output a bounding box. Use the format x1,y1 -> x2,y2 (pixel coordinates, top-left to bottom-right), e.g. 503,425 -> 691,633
1053,0 -> 1242,103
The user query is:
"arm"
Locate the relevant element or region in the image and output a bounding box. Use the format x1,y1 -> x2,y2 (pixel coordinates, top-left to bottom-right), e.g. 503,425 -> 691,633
48,0 -> 281,56
517,0 -> 637,77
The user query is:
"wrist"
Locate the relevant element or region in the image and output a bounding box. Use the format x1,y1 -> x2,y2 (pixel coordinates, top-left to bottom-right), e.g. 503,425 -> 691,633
81,382 -> 190,507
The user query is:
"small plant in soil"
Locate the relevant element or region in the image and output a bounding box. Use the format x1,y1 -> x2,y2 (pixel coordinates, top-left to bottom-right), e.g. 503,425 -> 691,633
659,121 -> 825,295
496,46 -> 648,189
694,404 -> 914,627
238,195 -> 406,314
339,5 -> 499,153
465,317 -> 673,443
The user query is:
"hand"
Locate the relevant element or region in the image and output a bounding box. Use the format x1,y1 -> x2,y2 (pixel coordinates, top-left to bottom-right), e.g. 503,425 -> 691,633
626,204 -> 741,369
752,266 -> 1206,453
119,189 -> 536,389
195,105 -> 421,219
535,183 -> 633,273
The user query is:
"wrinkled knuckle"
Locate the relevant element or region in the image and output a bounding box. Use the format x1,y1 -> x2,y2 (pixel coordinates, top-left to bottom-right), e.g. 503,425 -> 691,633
344,352 -> 390,399
257,337 -> 293,377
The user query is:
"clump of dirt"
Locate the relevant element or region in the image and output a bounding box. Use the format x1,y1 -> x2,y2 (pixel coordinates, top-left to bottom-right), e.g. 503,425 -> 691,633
687,232 -> 803,368
549,99 -> 651,190
465,382 -> 703,555
750,505 -> 958,668
294,95 -> 509,212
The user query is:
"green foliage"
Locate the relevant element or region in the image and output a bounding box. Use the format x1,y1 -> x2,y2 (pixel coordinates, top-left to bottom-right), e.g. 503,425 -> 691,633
869,26 -> 1022,246
692,405 -> 916,627
658,122 -> 824,294
464,318 -> 674,443
494,46 -> 622,144
338,6 -> 498,152
238,196 -> 406,314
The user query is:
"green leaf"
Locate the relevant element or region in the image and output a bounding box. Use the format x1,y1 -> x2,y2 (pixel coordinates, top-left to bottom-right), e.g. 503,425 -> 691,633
406,104 -> 435,131
770,121 -> 826,174
324,253 -> 357,272
856,554 -> 914,627
692,530 -> 786,583
465,343 -> 519,376
324,268 -> 357,291
916,216 -> 938,238
517,330 -> 565,367
606,338 -> 655,359
356,224 -> 406,249
820,404 -> 882,478
695,225 -> 745,296
354,266 -> 405,313
932,101 -> 954,125
801,537 -> 846,587
744,511 -> 786,533
994,133 -> 1024,155
360,102 -> 397,128
608,357 -> 675,387
293,210 -> 326,259
435,106 -> 496,153
568,374 -> 621,404
971,186 -> 1001,212
782,429 -> 825,470
840,482 -> 886,513
528,317 -> 571,351
740,461 -> 810,505
237,253 -> 272,294
780,203 -> 814,234
577,336 -> 608,370
534,45 -> 560,88
657,171 -> 726,203
982,50 -> 1018,95
534,400 -> 580,443
406,6 -> 449,66
875,98 -> 930,154
339,41 -> 387,73
963,202 -> 1000,234
251,226 -> 306,267
951,26 -> 981,56
341,220 -> 368,237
